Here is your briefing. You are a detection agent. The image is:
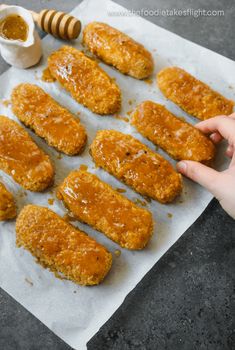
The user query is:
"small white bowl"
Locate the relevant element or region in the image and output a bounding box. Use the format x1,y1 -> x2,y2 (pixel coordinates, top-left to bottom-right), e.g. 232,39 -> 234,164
0,5 -> 42,68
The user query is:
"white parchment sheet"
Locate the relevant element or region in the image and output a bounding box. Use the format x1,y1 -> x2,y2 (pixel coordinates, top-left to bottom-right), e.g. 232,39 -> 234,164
0,0 -> 234,348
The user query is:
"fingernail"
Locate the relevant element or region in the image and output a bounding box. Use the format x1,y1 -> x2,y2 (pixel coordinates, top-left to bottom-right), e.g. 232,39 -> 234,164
177,161 -> 187,173
210,133 -> 220,143
210,134 -> 217,142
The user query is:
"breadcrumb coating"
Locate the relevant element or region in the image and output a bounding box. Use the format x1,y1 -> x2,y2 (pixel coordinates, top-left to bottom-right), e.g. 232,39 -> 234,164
131,100 -> 215,162
83,22 -> 154,79
157,67 -> 234,120
90,130 -> 182,203
0,182 -> 16,221
16,205 -> 112,286
57,169 -> 153,249
0,115 -> 54,191
48,46 -> 121,115
11,83 -> 87,155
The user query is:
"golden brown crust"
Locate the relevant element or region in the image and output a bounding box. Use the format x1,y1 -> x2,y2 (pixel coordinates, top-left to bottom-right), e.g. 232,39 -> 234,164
0,182 -> 16,221
11,84 -> 87,155
57,169 -> 153,250
131,101 -> 216,162
90,130 -> 182,203
83,22 -> 154,79
157,67 -> 234,120
0,116 -> 54,191
48,46 -> 121,115
16,205 -> 112,286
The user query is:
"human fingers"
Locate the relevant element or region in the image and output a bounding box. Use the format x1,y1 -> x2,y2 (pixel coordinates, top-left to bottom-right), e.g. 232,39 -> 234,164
210,132 -> 222,144
226,144 -> 234,158
195,116 -> 235,143
177,160 -> 221,195
230,150 -> 235,168
215,169 -> 235,219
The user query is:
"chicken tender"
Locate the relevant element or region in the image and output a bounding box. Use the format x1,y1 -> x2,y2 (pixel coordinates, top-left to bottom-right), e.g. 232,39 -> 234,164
16,205 -> 112,286
0,116 -> 54,191
48,46 -> 121,115
131,101 -> 215,162
0,182 -> 16,221
83,22 -> 154,80
11,84 -> 87,155
157,67 -> 234,120
57,169 -> 153,250
90,130 -> 182,203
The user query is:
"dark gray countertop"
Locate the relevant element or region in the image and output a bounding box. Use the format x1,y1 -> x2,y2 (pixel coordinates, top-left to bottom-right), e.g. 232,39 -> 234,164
0,1 -> 234,349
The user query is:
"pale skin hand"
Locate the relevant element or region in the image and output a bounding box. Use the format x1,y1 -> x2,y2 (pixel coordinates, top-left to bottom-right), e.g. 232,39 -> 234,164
177,113 -> 235,219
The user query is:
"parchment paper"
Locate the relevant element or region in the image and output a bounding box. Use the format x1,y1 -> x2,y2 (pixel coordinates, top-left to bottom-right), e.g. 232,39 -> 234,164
0,0 -> 234,348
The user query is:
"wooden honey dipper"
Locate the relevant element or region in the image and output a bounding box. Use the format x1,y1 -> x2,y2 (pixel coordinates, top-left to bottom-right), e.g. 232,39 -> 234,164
31,9 -> 81,40
0,5 -> 81,40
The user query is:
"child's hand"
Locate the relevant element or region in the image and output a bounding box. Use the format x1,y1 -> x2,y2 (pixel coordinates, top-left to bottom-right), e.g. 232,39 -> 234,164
177,114 -> 235,219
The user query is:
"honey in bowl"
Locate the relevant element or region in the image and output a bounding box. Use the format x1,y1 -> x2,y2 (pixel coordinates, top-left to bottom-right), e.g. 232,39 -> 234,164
0,14 -> 28,42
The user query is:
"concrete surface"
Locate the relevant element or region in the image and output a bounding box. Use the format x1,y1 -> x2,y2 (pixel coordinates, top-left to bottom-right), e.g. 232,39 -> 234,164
0,1 -> 234,349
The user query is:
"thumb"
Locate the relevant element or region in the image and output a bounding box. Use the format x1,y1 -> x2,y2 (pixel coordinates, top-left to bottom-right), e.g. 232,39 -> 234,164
177,160 -> 221,195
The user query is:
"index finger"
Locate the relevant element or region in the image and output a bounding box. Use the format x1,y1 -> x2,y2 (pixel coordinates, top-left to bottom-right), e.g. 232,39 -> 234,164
195,115 -> 235,144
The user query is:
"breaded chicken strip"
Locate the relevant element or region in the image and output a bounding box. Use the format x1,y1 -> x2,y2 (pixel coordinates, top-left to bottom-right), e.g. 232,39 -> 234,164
16,205 -> 112,286
57,169 -> 153,249
83,22 -> 154,79
157,67 -> 234,120
0,116 -> 54,191
131,101 -> 215,162
0,182 -> 16,221
11,84 -> 87,155
48,46 -> 121,115
90,130 -> 182,203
